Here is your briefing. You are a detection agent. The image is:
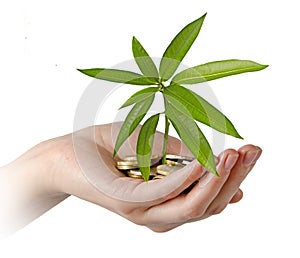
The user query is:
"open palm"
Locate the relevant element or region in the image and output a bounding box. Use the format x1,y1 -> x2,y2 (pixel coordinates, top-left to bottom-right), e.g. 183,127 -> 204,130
51,123 -> 262,232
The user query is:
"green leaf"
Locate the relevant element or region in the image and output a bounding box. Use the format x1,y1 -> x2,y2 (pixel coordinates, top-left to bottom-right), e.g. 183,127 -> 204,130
165,97 -> 218,176
132,37 -> 159,79
159,13 -> 206,81
137,114 -> 160,181
113,95 -> 155,156
172,59 -> 268,84
119,87 -> 158,109
77,68 -> 157,85
164,84 -> 242,139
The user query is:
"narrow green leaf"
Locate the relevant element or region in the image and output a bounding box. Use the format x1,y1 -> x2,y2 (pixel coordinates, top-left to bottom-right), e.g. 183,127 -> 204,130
137,114 -> 160,181
132,36 -> 159,79
113,95 -> 155,156
77,68 -> 157,85
164,84 -> 242,139
119,87 -> 158,109
165,97 -> 218,176
159,13 -> 206,81
172,59 -> 268,84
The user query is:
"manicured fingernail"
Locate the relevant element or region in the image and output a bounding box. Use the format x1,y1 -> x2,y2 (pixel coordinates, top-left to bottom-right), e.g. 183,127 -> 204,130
243,148 -> 262,166
224,154 -> 239,172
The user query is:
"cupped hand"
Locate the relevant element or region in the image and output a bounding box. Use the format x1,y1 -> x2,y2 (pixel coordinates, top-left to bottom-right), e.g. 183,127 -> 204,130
46,123 -> 262,232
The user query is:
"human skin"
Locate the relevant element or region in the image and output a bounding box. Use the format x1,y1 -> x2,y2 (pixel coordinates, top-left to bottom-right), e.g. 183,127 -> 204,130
0,123 -> 262,236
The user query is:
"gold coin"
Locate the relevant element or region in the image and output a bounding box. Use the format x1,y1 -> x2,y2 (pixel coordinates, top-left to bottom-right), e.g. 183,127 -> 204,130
152,175 -> 166,180
127,173 -> 143,179
177,159 -> 191,165
117,155 -> 161,167
166,154 -> 194,165
117,164 -> 139,170
165,160 -> 181,166
156,163 -> 185,176
117,160 -> 139,166
166,154 -> 194,161
127,169 -> 157,178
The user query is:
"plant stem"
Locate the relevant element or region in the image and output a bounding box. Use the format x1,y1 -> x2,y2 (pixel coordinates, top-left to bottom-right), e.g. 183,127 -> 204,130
162,115 -> 170,164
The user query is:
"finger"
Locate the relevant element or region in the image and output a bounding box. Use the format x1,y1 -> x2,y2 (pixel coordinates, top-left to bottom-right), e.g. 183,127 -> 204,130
175,188 -> 244,225
126,149 -> 220,207
91,125 -> 208,206
204,145 -> 262,216
112,131 -> 205,205
229,189 -> 243,203
143,150 -> 238,224
125,160 -> 206,206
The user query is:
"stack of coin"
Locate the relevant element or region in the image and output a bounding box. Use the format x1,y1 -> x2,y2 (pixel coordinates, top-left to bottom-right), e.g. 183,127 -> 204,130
116,155 -> 160,170
116,154 -> 194,180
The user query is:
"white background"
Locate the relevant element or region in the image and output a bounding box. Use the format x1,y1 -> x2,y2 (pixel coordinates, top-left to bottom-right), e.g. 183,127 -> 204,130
1,0 -> 300,257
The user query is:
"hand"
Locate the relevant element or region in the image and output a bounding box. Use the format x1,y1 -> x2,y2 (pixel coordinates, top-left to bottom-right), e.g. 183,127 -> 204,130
0,123 -> 262,234
44,123 -> 262,232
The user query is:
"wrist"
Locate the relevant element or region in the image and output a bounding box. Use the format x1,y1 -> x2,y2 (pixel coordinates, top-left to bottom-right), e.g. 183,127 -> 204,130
0,140 -> 69,236
4,140 -> 65,195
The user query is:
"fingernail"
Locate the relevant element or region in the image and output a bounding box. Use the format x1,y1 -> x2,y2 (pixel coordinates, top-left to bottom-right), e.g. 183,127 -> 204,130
243,148 -> 262,166
224,154 -> 239,172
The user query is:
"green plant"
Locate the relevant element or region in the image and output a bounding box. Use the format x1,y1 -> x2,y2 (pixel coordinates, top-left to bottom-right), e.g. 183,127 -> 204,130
78,13 -> 268,181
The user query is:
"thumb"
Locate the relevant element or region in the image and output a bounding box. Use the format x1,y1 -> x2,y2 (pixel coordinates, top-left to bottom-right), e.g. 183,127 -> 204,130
124,160 -> 206,206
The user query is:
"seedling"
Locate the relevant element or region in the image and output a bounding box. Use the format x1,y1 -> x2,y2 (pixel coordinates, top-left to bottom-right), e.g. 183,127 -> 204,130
78,13 -> 268,181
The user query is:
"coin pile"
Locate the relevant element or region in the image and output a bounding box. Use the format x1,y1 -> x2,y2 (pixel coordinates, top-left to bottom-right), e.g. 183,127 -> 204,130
116,154 -> 194,180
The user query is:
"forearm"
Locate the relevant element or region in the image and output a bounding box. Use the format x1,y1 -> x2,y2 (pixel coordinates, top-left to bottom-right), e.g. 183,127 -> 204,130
0,143 -> 69,238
